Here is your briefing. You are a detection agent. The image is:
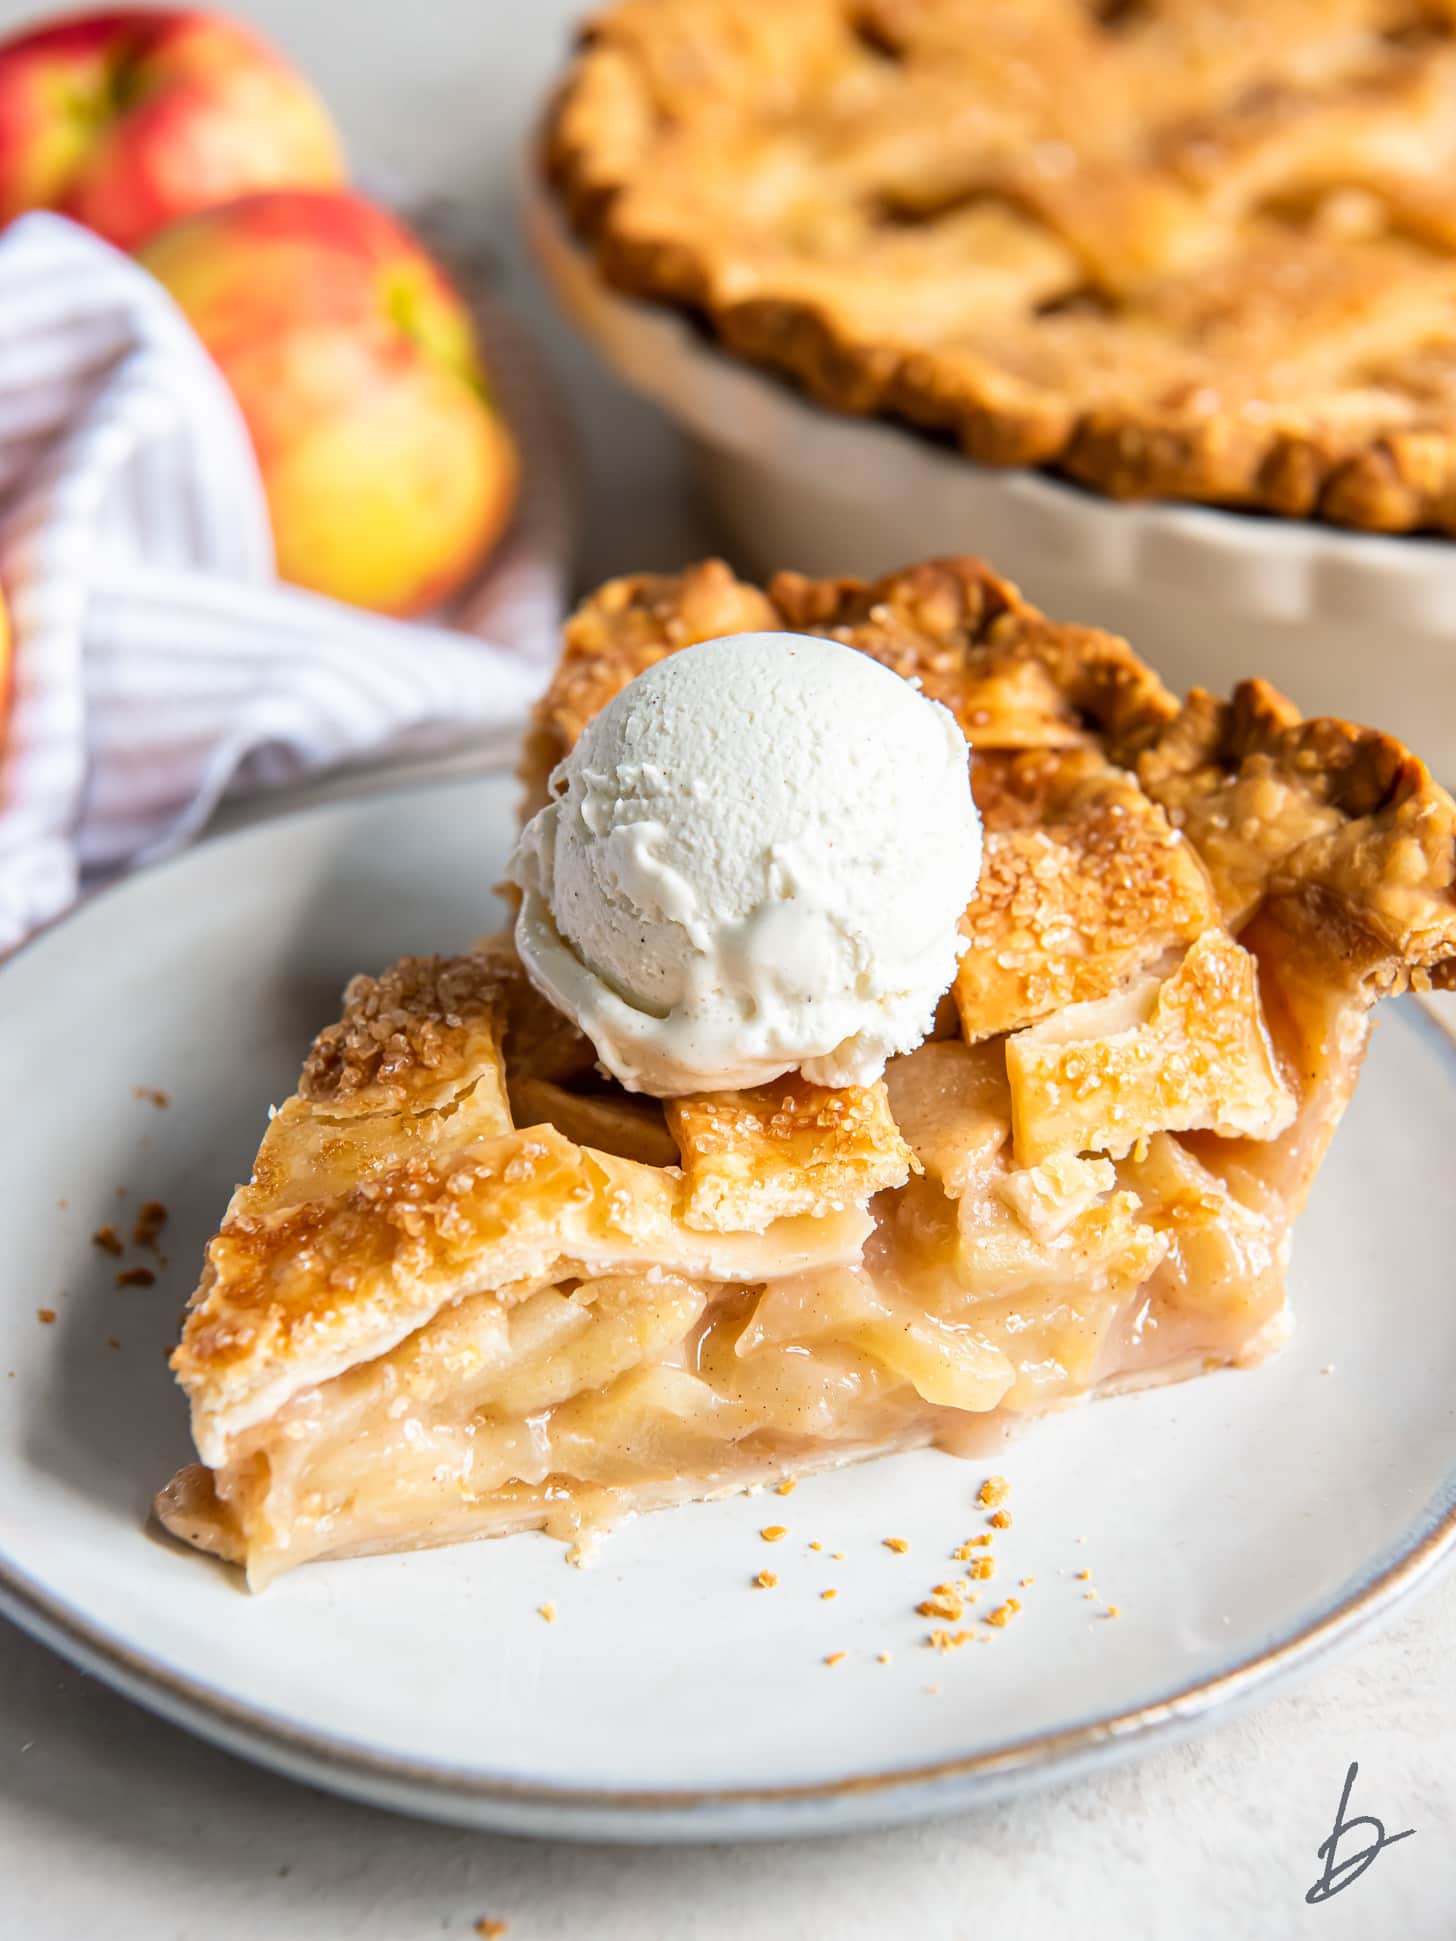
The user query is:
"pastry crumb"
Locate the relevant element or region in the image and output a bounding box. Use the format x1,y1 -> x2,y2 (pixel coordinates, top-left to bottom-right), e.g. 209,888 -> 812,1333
989,1509 -> 1012,1529
537,1601 -> 557,1623
116,1267 -> 155,1288
775,1477 -> 797,1495
968,1557 -> 995,1581
753,1569 -> 777,1589
475,1921 -> 509,1939
927,1628 -> 973,1653
134,1087 -> 170,1108
918,1591 -> 965,1622
820,1587 -> 838,1601
1320,1364 -> 1335,1376
824,1651 -> 847,1667
883,1536 -> 909,1554
36,1308 -> 56,1325
1076,1568 -> 1090,1580
977,1476 -> 1010,1508
91,1225 -> 123,1257
808,1539 -> 823,1552
106,1336 -> 121,1350
877,1651 -> 892,1665
985,1598 -> 1022,1628
759,1524 -> 788,1543
1105,1605 -> 1122,1619
132,1201 -> 168,1250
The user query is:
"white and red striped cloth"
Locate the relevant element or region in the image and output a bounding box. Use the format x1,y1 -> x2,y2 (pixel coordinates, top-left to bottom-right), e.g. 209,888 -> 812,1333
0,212 -> 574,954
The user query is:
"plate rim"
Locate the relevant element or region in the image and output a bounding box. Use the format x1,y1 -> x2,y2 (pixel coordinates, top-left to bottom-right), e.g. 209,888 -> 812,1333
2,777 -> 1455,1835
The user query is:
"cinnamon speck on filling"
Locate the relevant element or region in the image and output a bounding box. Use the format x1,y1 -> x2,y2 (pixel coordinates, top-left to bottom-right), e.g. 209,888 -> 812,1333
753,1570 -> 777,1589
760,1525 -> 788,1543
883,1536 -> 909,1554
91,1226 -> 123,1257
977,1476 -> 1011,1508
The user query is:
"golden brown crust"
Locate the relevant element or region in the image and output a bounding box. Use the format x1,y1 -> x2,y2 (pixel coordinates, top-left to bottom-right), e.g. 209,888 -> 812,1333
668,1075 -> 914,1232
546,0 -> 1456,532
1137,679 -> 1456,990
528,554 -> 1178,781
300,955 -> 512,1111
956,749 -> 1217,1041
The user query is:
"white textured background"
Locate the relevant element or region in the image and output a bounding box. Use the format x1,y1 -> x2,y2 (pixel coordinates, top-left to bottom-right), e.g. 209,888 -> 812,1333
1,3 -> 1453,1936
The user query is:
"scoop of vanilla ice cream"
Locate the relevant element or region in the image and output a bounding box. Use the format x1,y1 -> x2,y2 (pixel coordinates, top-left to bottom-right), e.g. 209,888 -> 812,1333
509,631 -> 982,1096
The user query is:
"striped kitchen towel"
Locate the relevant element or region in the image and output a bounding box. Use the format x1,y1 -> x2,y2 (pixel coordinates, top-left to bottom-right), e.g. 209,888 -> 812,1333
0,212 -> 574,955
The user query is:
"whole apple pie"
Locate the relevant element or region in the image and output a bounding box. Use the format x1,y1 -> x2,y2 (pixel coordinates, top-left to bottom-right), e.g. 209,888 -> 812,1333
158,556 -> 1456,1585
547,0 -> 1456,532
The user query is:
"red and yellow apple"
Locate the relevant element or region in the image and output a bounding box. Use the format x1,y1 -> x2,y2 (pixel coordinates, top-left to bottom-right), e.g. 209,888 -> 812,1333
139,190 -> 519,617
0,582 -> 11,742
0,10 -> 343,251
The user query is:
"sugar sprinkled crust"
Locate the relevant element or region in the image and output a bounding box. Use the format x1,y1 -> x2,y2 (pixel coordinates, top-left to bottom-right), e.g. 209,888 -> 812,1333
301,954 -> 515,1111
546,0 -> 1456,533
668,1075 -> 914,1232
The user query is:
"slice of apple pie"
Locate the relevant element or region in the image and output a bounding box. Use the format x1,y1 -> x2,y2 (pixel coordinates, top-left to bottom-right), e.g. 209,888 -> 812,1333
158,557 -> 1456,1585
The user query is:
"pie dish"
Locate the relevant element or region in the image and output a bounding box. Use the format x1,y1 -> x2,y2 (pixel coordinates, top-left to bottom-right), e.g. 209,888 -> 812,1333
546,0 -> 1456,536
152,555 -> 1456,1586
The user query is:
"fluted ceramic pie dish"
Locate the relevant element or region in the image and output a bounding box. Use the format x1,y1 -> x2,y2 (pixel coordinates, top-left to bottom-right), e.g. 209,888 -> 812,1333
528,183 -> 1456,788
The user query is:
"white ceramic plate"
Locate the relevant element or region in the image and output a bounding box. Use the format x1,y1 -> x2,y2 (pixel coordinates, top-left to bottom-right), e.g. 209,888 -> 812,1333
526,184 -> 1456,786
2,772 -> 1455,1843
